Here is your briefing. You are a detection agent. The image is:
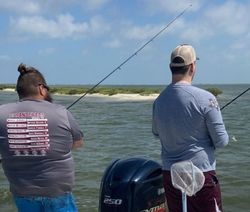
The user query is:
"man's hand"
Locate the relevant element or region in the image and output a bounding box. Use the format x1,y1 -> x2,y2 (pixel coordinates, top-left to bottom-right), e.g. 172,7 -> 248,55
72,138 -> 83,149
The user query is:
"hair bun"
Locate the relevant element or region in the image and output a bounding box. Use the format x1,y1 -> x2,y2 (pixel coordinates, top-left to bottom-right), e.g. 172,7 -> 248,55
18,63 -> 28,75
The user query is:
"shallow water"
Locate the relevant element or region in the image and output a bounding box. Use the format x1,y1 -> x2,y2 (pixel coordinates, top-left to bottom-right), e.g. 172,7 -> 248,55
0,84 -> 250,212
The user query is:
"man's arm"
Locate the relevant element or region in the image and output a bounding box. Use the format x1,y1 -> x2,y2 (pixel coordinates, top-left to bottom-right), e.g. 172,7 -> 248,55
206,107 -> 229,148
152,101 -> 160,138
66,110 -> 84,150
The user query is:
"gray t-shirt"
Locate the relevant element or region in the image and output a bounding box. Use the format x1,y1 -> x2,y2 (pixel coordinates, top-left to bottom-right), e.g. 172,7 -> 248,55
152,83 -> 229,171
0,99 -> 83,197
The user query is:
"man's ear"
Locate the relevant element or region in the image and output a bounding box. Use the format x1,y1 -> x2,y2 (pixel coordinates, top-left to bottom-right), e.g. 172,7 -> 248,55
189,63 -> 195,76
38,85 -> 46,97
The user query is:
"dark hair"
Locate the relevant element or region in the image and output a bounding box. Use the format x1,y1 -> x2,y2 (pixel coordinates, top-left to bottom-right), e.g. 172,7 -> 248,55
16,63 -> 48,99
170,56 -> 190,75
170,65 -> 190,75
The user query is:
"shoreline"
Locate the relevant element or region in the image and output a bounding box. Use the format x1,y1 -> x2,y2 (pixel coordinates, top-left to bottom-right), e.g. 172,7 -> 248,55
84,93 -> 159,100
0,89 -> 159,100
1,88 -> 15,92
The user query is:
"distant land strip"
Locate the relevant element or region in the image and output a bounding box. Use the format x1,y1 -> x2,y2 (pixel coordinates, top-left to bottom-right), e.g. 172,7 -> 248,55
0,84 -> 222,96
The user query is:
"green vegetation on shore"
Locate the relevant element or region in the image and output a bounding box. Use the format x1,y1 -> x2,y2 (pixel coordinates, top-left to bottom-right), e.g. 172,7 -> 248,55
0,84 -> 222,96
204,87 -> 222,97
49,85 -> 164,96
0,84 -> 16,90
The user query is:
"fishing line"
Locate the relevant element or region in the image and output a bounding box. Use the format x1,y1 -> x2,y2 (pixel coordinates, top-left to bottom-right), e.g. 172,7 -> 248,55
66,4 -> 192,109
0,5 -> 192,164
220,87 -> 250,111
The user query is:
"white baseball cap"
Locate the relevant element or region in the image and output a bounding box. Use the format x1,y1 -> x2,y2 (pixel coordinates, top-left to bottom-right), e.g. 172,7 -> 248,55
170,44 -> 199,67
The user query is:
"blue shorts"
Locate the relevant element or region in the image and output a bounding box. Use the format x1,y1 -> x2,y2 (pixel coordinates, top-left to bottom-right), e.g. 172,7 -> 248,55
13,193 -> 78,212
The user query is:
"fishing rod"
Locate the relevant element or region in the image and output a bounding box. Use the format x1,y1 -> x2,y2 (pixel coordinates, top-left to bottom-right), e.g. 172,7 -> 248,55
0,5 -> 192,164
66,4 -> 192,109
220,87 -> 250,111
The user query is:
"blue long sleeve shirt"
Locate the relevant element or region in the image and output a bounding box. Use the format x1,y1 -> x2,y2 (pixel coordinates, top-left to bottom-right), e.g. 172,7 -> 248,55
152,83 -> 229,171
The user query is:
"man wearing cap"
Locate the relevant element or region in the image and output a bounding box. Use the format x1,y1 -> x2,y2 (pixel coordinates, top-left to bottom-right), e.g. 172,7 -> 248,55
0,64 -> 83,211
152,44 -> 229,211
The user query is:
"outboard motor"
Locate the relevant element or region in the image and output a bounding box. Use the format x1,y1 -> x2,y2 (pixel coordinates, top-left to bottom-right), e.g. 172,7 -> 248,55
99,157 -> 167,212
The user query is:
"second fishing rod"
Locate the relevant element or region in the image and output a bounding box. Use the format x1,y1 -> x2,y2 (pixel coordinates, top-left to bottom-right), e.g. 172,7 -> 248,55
66,4 -> 192,109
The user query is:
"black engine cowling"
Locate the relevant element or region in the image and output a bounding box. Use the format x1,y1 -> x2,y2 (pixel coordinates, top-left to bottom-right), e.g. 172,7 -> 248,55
99,157 -> 167,212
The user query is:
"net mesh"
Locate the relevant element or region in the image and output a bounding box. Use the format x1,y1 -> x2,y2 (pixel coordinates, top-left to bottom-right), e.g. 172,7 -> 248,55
171,160 -> 205,196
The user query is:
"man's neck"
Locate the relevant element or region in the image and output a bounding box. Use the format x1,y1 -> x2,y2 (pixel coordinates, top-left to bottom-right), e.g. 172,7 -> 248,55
19,95 -> 45,101
172,75 -> 192,84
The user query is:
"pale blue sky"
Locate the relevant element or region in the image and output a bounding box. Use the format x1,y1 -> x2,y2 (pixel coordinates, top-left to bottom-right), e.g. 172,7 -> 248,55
0,0 -> 249,85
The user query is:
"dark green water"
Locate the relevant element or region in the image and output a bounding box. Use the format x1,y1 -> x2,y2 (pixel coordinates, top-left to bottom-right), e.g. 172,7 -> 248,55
0,84 -> 249,212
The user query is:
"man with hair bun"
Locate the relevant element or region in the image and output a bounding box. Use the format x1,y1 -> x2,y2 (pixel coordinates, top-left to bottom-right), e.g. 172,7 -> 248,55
152,44 -> 229,212
0,63 -> 83,212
